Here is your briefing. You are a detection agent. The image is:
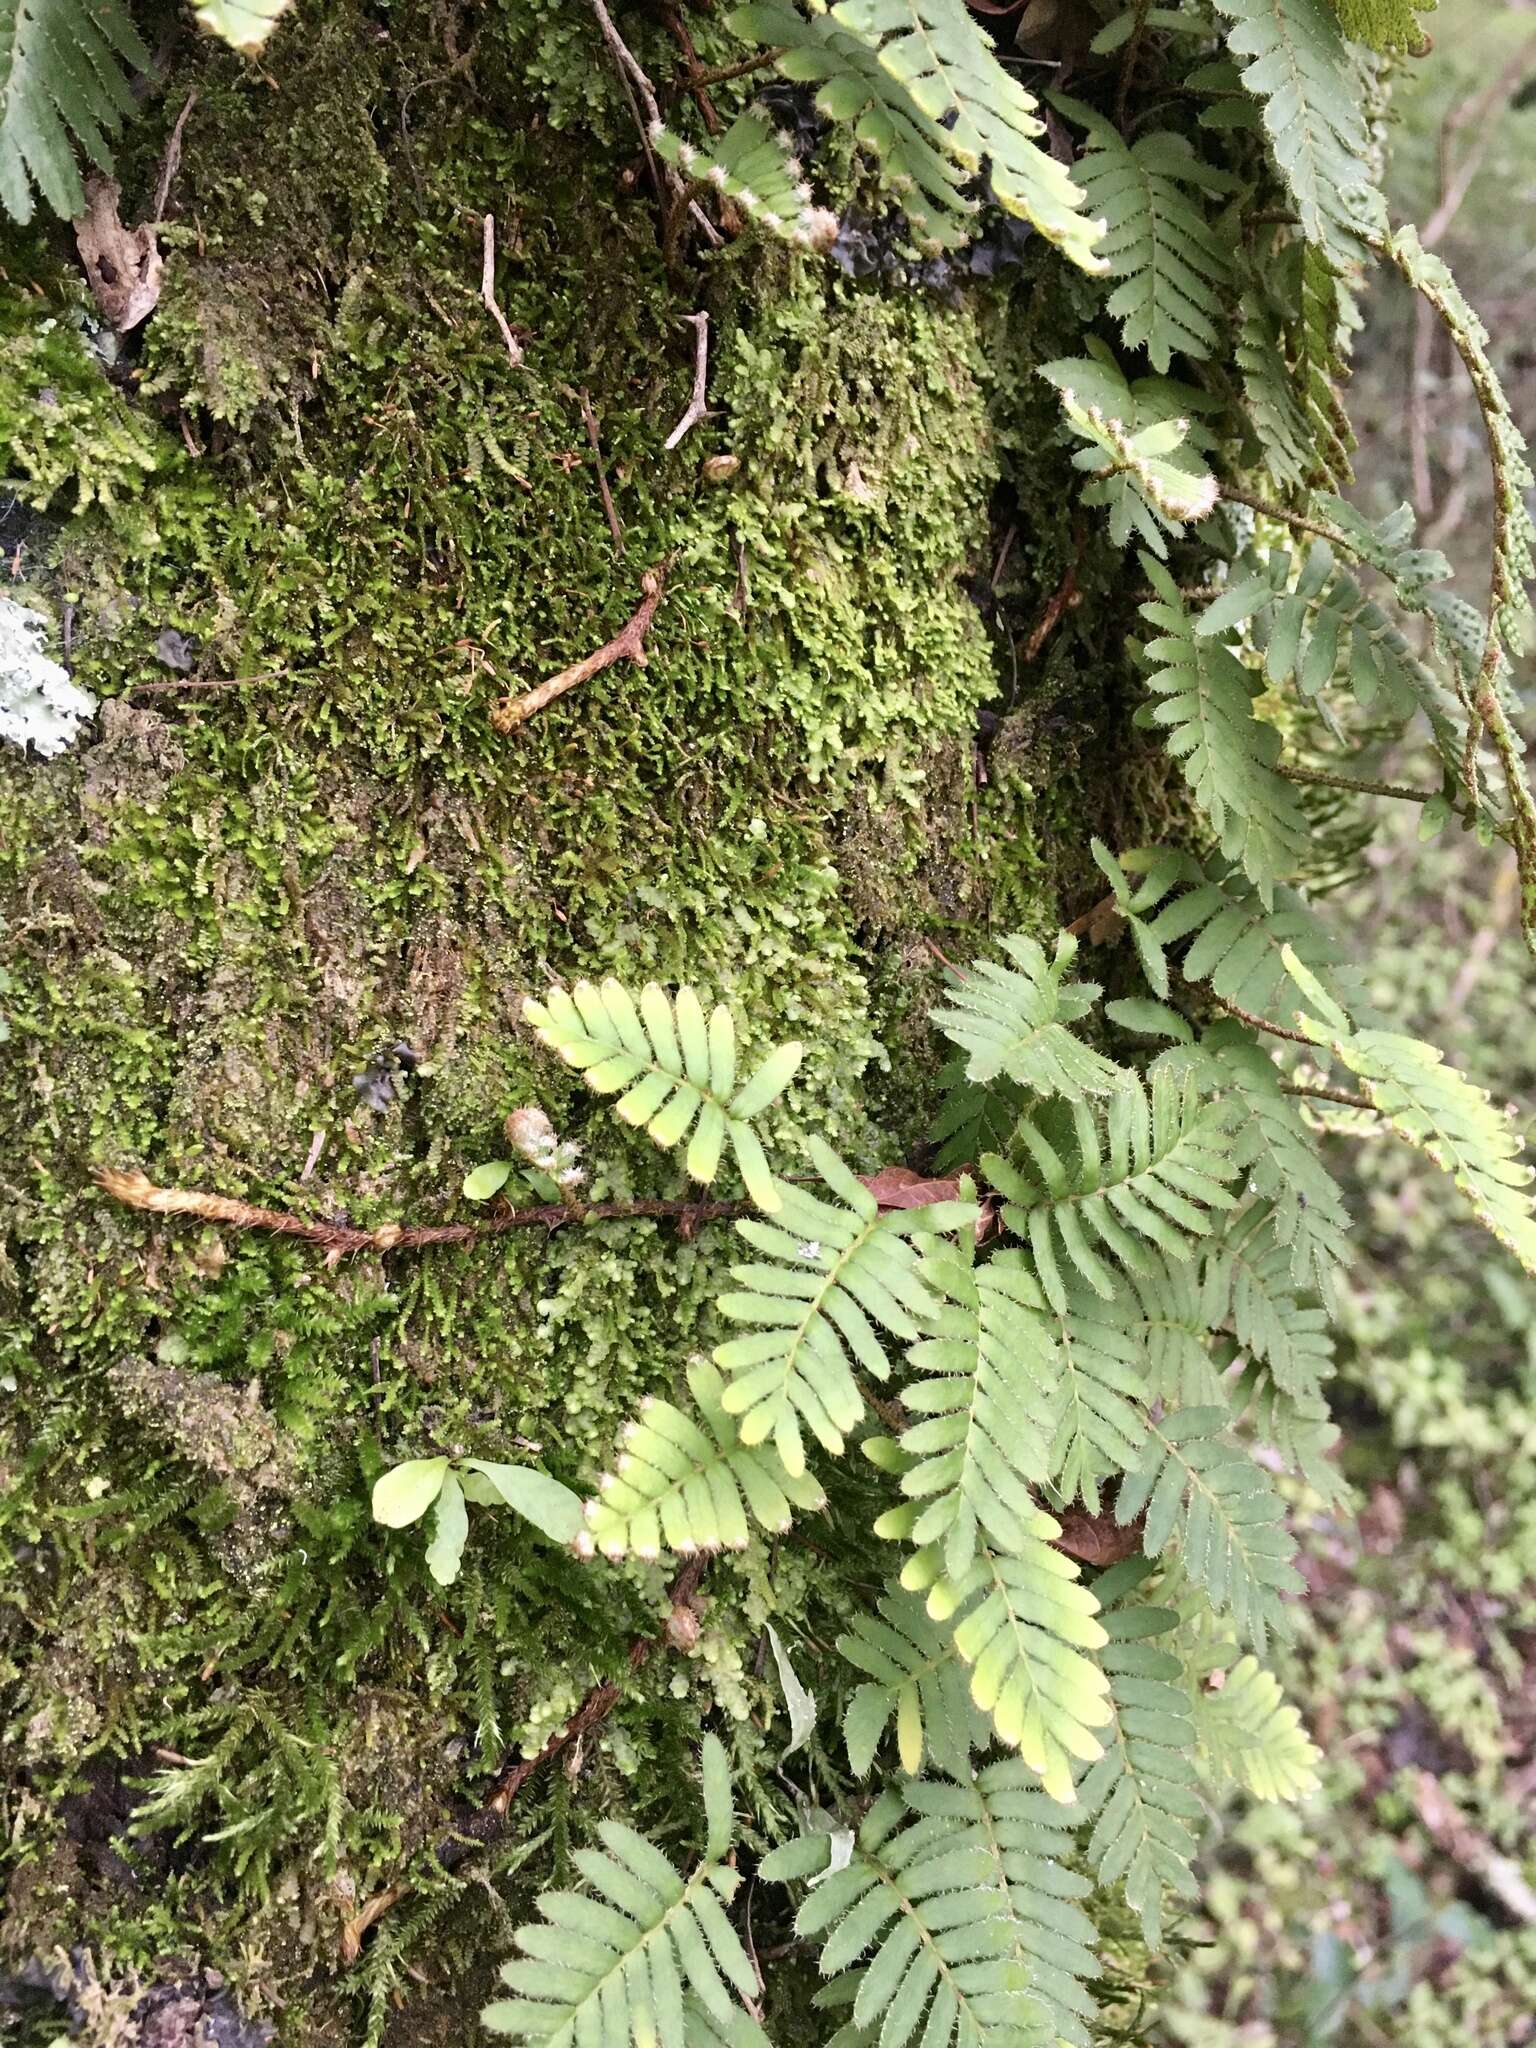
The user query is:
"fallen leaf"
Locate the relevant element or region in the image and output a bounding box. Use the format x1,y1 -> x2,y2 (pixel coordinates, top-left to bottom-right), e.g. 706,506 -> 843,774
1051,1505 -> 1144,1567
860,1165 -> 964,1209
74,176 -> 162,332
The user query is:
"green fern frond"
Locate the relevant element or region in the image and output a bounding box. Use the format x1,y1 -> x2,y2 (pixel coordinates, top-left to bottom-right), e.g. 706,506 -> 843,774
1042,1278 -> 1147,1513
930,930 -> 1128,1101
895,1241 -> 1059,1578
650,112 -> 836,250
1285,950 -> 1536,1274
715,1138 -> 975,1474
896,1531 -> 1112,1803
1076,1560 -> 1201,1948
1115,1408 -> 1303,1654
1193,1651 -> 1322,1801
581,1360 -> 825,1560
1221,1201 -> 1334,1402
1056,95 -> 1234,372
928,1057 -> 1027,1174
0,0 -> 150,224
194,0 -> 294,51
985,1070 -> 1241,1315
523,979 -> 801,1213
839,1581 -> 989,1779
1237,290 -> 1322,493
1242,1377 -> 1351,1507
483,1735 -> 757,2048
1214,0 -> 1382,266
1057,387 -> 1219,558
1127,1253 -> 1232,1409
1137,559 -> 1310,904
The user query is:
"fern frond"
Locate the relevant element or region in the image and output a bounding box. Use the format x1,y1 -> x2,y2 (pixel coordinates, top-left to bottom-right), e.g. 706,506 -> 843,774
1237,289 -> 1321,493
483,1735 -> 758,2048
1213,0 -> 1381,266
761,1793 -> 1044,2048
715,1138 -> 975,1474
1194,1652 -> 1322,1801
731,0 -> 1105,269
1137,559 -> 1310,903
1221,1201 -> 1334,1402
582,1360 -> 825,1560
1286,952 -> 1536,1274
839,1581 -> 989,1779
1057,95 -> 1234,372
930,930 -> 1128,1101
928,1057 -> 1027,1174
896,1531 -> 1112,1803
985,1070 -> 1241,1315
1115,1408 -> 1302,1654
1242,1377 -> 1351,1508
1127,1253 -> 1232,1409
1076,1559 -> 1201,1948
194,0 -> 294,51
895,1241 -> 1059,1578
651,112 -> 836,250
1042,1278 -> 1147,1513
0,0 -> 150,224
1057,387 -> 1219,558
523,979 -> 801,1213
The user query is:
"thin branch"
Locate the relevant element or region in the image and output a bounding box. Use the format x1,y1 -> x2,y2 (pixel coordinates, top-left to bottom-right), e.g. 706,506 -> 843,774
575,387 -> 624,553
1115,0 -> 1150,133
1219,487 -> 1352,550
683,49 -> 782,90
1207,992 -> 1317,1047
1276,763 -> 1441,805
480,214 -> 524,368
491,565 -> 667,732
589,0 -> 722,250
125,670 -> 294,697
664,312 -> 710,450
1281,1082 -> 1376,1112
151,90 -> 197,224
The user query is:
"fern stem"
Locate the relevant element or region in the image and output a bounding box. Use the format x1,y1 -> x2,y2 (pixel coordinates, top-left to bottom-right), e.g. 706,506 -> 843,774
1276,764 -> 1441,805
1206,992 -> 1317,1047
1219,487 -> 1351,549
1281,1082 -> 1375,1112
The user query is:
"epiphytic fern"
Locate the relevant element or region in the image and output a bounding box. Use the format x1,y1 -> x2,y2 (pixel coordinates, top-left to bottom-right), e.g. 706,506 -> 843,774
1286,949 -> 1536,1274
1214,0 -> 1382,266
894,1240 -> 1059,1577
714,1137 -> 974,1473
928,1057 -> 1027,1174
0,0 -> 150,223
651,111 -> 837,250
1056,95 -> 1234,373
523,978 -> 802,1213
1237,290 -> 1325,493
1076,1560 -> 1201,1948
839,1580 -> 988,1779
1115,1407 -> 1303,1654
984,1071 -> 1241,1315
1193,1649 -> 1322,1801
581,1360 -> 825,1560
483,1735 -> 758,2047
1040,1277 -> 1147,1512
1138,559 -> 1310,904
1051,380 -> 1219,558
1220,1200 -> 1335,1403
897,1530 -> 1112,1803
731,0 -> 1105,271
930,929 -> 1128,1100
1126,1252 -> 1232,1410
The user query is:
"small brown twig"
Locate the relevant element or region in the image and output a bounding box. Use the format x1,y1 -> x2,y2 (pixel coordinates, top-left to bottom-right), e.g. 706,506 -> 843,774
1275,763 -> 1442,806
151,90 -> 197,224
589,0 -> 722,251
1022,551 -> 1082,664
480,214 -> 524,368
664,313 -> 710,451
1207,992 -> 1318,1047
575,387 -> 623,553
661,4 -> 723,135
491,565 -> 667,732
125,670 -> 293,697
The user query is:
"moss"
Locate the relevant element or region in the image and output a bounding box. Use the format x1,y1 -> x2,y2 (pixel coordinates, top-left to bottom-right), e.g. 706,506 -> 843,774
0,2 -> 1150,2037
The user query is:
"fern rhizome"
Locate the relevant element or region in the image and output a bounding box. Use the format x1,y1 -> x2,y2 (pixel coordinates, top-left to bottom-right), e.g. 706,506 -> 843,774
14,0 -> 1536,2042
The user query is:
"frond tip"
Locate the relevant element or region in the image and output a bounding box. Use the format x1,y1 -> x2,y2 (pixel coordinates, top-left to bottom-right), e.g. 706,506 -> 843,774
0,0 -> 151,224
524,978 -> 801,1212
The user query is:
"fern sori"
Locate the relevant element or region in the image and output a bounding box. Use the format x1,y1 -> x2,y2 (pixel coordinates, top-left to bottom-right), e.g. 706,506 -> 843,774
581,1360 -> 825,1559
984,1071 -> 1241,1315
1138,558 -> 1310,903
0,0 -> 150,223
523,978 -> 801,1212
930,929 -> 1128,1099
714,1137 -> 975,1474
483,1735 -> 759,2047
650,110 -> 837,249
1056,94 -> 1234,373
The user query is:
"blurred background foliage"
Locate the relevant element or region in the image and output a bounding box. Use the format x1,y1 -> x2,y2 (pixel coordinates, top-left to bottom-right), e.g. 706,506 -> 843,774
1162,4 -> 1536,2039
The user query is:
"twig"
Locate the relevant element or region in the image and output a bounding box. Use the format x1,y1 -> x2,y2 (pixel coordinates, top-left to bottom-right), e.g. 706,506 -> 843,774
682,49 -> 782,90
151,90 -> 197,224
663,313 -> 710,451
1220,487 -> 1351,549
1115,0 -> 1150,133
480,214 -> 523,368
589,0 -> 722,251
1022,529 -> 1085,663
98,1161 -> 741,1256
490,565 -> 666,732
575,387 -> 623,553
661,4 -> 722,135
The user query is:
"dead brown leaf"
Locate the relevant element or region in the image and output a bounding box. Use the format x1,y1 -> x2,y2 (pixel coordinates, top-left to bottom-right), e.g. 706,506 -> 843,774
1050,1505 -> 1144,1567
74,175 -> 162,332
860,1166 -> 965,1209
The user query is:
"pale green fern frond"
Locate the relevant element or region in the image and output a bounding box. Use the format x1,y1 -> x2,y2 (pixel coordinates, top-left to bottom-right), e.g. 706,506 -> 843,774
194,0 -> 294,51
650,111 -> 836,249
581,1360 -> 825,1560
1127,1252 -> 1232,1409
985,1071 -> 1241,1315
1138,558 -> 1310,904
523,978 -> 801,1213
1116,1407 -> 1303,1654
1214,0 -> 1382,266
1076,1559 -> 1201,1948
1193,1651 -> 1322,1801
715,1137 -> 975,1474
1220,1201 -> 1334,1402
483,1736 -> 757,2048
930,930 -> 1128,1100
1056,94 -> 1234,372
839,1581 -> 988,1779
1042,1277 -> 1147,1513
895,1240 -> 1059,1579
1057,387 -> 1219,558
0,0 -> 150,224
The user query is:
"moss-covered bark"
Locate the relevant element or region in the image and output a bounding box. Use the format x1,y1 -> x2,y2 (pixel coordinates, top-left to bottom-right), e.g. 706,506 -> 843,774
0,5 -> 1174,2039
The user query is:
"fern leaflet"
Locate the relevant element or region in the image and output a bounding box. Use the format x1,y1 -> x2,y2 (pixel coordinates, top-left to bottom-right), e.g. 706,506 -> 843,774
0,0 -> 150,224
839,1581 -> 988,1780
651,111 -> 836,250
1042,1277 -> 1147,1513
930,930 -> 1129,1100
1194,1651 -> 1322,1801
